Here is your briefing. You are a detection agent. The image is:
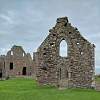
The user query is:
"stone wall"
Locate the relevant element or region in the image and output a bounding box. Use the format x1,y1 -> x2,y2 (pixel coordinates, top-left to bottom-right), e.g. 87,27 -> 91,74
35,17 -> 95,88
0,45 -> 34,78
0,55 -> 6,79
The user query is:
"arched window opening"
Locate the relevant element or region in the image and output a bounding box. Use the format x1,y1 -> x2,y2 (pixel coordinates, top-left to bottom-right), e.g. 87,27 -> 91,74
11,51 -> 13,55
23,53 -> 25,57
59,40 -> 68,57
10,62 -> 13,70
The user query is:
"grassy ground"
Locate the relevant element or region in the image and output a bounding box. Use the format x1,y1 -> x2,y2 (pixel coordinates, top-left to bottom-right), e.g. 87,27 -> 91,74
0,78 -> 100,100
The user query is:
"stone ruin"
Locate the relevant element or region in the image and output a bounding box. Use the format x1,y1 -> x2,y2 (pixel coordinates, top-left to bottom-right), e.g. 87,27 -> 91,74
0,16 -> 96,89
34,17 -> 95,88
0,45 -> 34,79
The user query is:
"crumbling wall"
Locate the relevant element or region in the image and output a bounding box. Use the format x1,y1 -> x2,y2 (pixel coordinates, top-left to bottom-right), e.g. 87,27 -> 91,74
35,17 -> 95,88
5,45 -> 33,77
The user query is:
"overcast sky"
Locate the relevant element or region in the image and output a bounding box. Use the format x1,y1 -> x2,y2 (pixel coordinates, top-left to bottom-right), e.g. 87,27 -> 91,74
0,0 -> 100,68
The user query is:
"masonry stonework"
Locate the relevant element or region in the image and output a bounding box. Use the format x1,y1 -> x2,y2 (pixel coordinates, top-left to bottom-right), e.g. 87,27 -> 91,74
0,55 -> 6,79
35,17 -> 95,88
0,45 -> 34,78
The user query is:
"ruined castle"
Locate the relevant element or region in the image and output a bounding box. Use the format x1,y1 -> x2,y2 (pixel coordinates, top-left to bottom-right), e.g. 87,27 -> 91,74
0,17 -> 95,89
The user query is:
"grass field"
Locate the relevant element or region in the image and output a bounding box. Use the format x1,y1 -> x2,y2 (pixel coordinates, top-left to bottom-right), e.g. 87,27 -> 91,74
0,78 -> 100,100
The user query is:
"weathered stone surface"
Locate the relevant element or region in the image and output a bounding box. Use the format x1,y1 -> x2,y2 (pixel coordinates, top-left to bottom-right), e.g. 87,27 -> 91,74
95,82 -> 100,91
0,55 -> 6,79
34,17 -> 95,89
0,45 -> 34,78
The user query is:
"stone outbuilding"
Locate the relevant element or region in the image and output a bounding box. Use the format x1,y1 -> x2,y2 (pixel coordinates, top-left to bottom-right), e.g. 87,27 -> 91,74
0,45 -> 34,78
34,17 -> 95,88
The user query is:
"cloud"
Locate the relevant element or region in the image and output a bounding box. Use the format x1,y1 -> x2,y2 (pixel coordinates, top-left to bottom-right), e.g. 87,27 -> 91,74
0,0 -> 100,69
0,14 -> 14,24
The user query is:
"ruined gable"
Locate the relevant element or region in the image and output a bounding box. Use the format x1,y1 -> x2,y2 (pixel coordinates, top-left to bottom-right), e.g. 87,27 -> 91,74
7,45 -> 26,58
35,17 -> 95,88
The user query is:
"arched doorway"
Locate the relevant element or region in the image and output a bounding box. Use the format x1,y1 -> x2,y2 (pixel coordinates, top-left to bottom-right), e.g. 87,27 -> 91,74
57,66 -> 69,88
22,67 -> 26,75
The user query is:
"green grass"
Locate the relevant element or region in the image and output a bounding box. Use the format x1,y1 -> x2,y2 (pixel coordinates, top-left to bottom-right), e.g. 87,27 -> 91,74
0,78 -> 100,100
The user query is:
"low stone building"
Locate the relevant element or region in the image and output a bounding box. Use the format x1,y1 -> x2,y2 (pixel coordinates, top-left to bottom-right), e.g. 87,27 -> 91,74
0,45 -> 34,78
34,17 -> 95,89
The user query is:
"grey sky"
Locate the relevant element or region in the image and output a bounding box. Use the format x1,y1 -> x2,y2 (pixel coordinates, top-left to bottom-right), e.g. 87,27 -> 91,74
0,0 -> 100,68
